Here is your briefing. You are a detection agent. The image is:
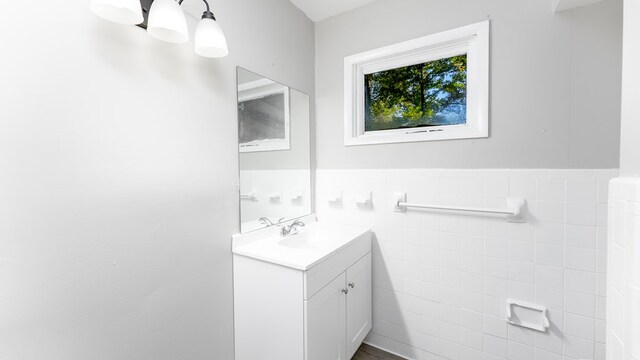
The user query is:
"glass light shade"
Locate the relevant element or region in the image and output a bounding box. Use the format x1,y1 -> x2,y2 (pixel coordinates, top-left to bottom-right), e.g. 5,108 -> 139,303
147,0 -> 189,44
90,0 -> 143,25
194,18 -> 229,58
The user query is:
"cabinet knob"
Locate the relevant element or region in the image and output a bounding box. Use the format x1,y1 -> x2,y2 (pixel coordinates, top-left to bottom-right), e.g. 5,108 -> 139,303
348,283 -> 355,289
342,288 -> 349,294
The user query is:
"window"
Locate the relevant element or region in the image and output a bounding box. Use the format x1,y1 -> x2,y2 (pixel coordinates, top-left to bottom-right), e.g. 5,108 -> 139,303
365,54 -> 468,131
344,21 -> 489,146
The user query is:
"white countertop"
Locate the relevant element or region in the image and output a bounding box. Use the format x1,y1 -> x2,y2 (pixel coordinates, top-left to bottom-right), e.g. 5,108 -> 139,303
232,220 -> 371,271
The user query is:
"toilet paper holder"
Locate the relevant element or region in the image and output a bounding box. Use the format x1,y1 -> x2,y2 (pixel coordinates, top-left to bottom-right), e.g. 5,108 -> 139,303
506,299 -> 550,332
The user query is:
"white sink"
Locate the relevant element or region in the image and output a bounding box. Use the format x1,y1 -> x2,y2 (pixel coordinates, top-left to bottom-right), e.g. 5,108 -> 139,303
277,227 -> 345,249
278,232 -> 322,248
232,218 -> 370,270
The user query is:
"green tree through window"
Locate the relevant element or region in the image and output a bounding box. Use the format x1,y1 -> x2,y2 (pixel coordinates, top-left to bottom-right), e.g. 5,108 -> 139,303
364,54 -> 467,131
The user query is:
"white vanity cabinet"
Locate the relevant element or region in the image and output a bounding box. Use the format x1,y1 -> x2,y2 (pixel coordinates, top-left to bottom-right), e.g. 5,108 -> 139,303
305,254 -> 371,360
233,222 -> 371,360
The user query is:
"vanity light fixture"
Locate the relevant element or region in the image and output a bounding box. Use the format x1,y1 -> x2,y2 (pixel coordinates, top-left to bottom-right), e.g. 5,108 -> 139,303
90,0 -> 229,58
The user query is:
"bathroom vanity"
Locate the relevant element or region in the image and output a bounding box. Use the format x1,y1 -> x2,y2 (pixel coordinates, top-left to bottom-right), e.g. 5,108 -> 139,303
232,218 -> 372,360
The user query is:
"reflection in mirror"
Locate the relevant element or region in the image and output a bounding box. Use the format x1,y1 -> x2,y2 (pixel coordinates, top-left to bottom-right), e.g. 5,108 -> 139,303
237,67 -> 312,233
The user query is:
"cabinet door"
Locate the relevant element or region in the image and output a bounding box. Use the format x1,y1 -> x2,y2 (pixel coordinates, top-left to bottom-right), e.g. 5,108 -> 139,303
346,253 -> 372,359
305,273 -> 347,360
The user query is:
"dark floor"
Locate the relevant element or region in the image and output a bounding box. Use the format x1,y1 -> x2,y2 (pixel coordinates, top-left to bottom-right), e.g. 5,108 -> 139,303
353,344 -> 406,360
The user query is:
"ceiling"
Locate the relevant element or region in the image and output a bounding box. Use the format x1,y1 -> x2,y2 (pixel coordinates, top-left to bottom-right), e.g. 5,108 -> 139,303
288,0 -> 377,22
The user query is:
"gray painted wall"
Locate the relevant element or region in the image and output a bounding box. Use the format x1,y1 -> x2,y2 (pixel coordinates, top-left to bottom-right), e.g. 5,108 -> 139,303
620,0 -> 640,176
0,1 -> 314,360
315,0 -> 622,169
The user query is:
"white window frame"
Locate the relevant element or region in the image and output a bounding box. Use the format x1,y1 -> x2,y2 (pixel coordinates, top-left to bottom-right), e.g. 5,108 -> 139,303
344,20 -> 490,146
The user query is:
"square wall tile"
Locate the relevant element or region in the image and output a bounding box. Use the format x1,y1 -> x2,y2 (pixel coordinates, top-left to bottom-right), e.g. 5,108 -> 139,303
536,222 -> 565,246
509,261 -> 535,284
510,241 -> 535,263
536,244 -> 565,267
536,286 -> 564,311
486,178 -> 509,199
508,340 -> 534,360
566,202 -> 597,226
563,335 -> 594,359
564,269 -> 597,295
537,179 -> 566,202
565,247 -> 596,272
534,201 -> 566,223
566,179 -> 597,203
564,312 -> 595,341
565,224 -> 596,249
536,265 -> 563,289
564,291 -> 596,318
484,334 -> 508,358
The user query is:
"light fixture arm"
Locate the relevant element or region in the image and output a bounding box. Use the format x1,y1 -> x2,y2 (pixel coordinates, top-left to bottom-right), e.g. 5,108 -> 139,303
177,0 -> 216,20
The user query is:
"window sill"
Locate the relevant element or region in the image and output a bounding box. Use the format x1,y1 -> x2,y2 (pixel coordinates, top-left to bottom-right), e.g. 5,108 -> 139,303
345,125 -> 488,146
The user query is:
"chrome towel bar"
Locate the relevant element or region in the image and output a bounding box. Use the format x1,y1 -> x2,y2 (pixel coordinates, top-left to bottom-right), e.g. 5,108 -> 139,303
393,193 -> 526,223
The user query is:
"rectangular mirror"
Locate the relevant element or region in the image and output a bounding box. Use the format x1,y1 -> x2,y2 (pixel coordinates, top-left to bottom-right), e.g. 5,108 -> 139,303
237,67 -> 312,233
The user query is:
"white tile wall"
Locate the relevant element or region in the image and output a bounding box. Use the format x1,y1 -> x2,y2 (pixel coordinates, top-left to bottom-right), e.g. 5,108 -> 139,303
606,177 -> 640,360
316,169 -> 618,360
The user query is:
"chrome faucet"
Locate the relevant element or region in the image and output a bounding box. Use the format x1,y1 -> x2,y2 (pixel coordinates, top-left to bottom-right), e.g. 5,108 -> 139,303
279,220 -> 305,237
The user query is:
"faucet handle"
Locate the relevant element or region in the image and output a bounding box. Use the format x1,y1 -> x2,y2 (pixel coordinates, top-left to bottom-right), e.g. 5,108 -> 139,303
258,217 -> 274,226
278,219 -> 305,237
291,219 -> 306,227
